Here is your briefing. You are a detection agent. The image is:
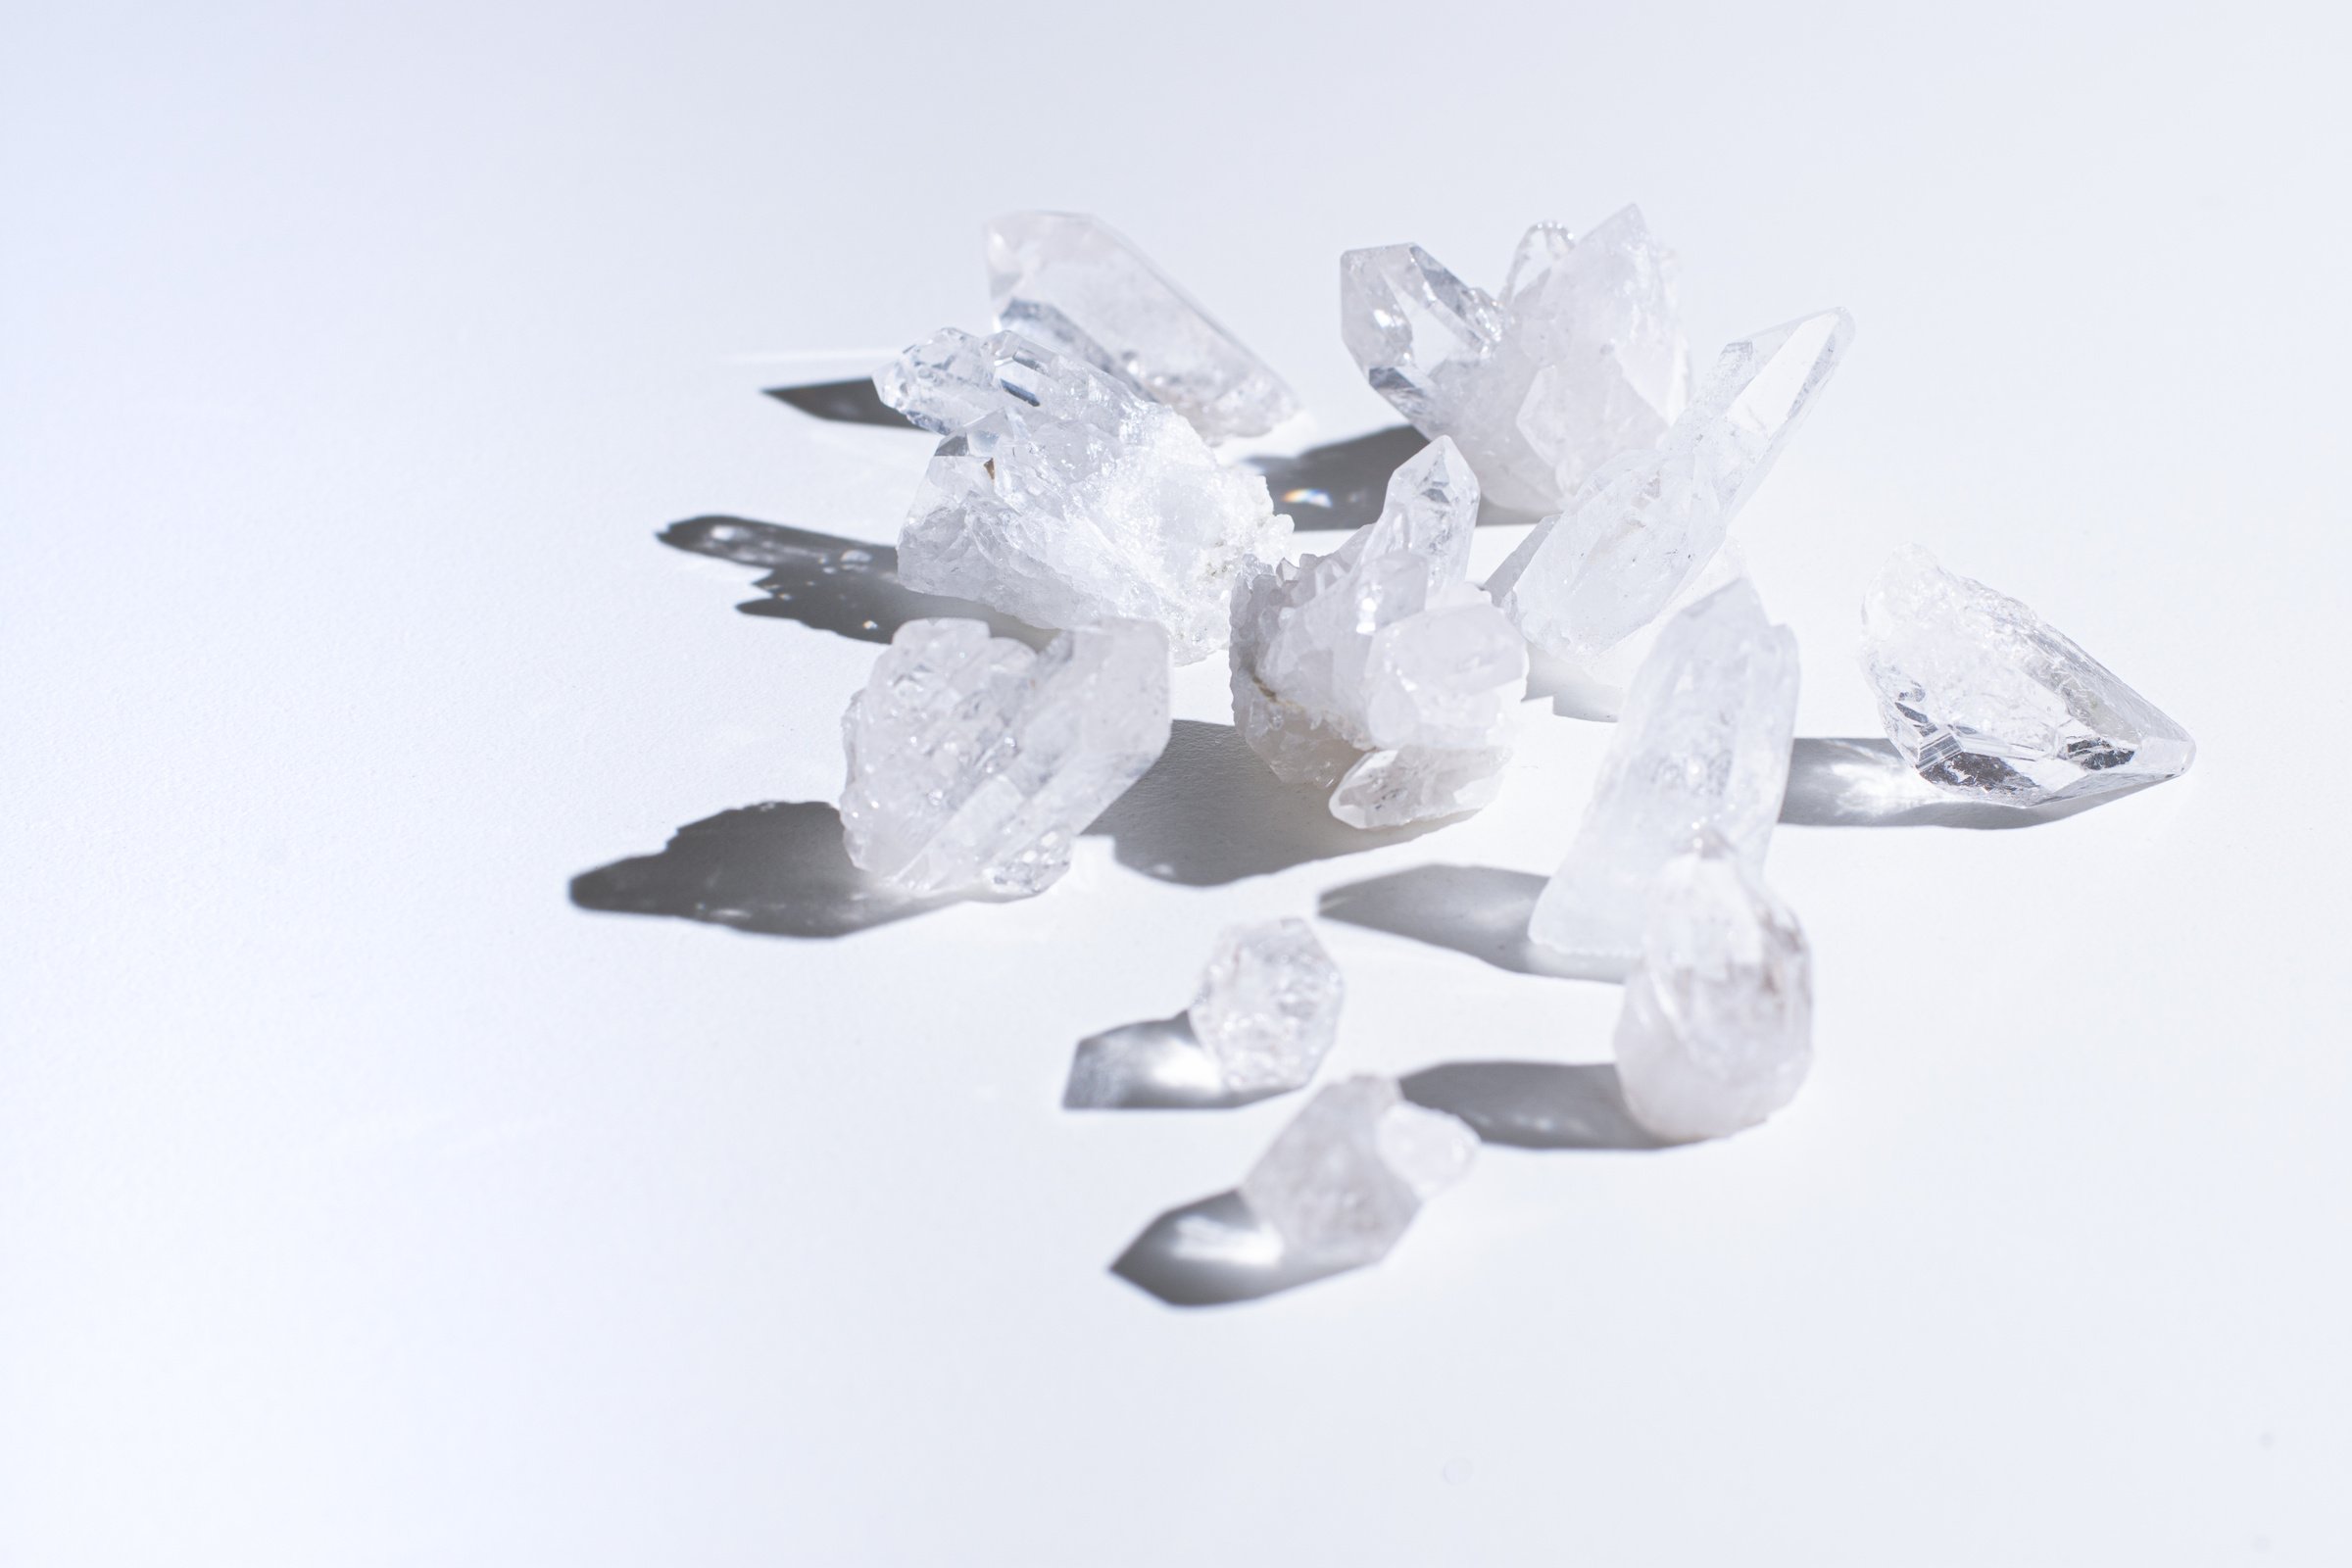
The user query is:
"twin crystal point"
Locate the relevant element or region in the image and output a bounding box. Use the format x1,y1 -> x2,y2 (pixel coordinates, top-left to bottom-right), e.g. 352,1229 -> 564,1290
1190,917 -> 1345,1095
1229,436 -> 1527,828
987,211 -> 1301,443
838,616 -> 1171,897
1528,579 -> 1799,976
1861,546 -> 2195,806
874,327 -> 1290,663
1239,1075 -> 1479,1269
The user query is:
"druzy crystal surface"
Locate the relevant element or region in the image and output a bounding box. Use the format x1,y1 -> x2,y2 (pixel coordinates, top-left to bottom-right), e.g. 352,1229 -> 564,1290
1488,310 -> 1853,668
1528,580 -> 1799,976
839,616 -> 1170,897
1239,1076 -> 1479,1269
1340,207 -> 1690,514
1190,918 -> 1344,1095
1616,835 -> 1814,1144
988,211 -> 1301,443
1861,547 -> 2195,806
874,327 -> 1289,662
1229,437 -> 1527,828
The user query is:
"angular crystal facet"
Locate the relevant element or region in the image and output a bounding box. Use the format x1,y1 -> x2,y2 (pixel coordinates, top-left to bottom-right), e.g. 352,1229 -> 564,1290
839,616 -> 1171,897
1229,437 -> 1527,827
1239,1076 -> 1479,1270
1616,835 -> 1814,1144
1340,207 -> 1690,514
987,211 -> 1301,443
1860,547 -> 2195,806
1190,918 -> 1345,1094
874,327 -> 1290,662
1489,309 -> 1853,667
1528,580 -> 1799,976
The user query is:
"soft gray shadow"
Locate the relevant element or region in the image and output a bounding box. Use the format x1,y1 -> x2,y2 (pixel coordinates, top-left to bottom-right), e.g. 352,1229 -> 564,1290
1064,1013 -> 1286,1111
1084,720 -> 1444,887
1781,737 -> 2151,829
660,515 -> 1048,647
1318,863 -> 1612,979
762,377 -> 913,428
1247,424 -> 1427,532
569,801 -> 966,938
1111,1190 -> 1353,1307
1400,1061 -> 1668,1151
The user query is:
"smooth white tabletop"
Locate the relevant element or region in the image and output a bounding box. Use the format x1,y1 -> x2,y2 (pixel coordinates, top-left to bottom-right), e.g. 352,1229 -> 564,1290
5,2 -> 2347,1563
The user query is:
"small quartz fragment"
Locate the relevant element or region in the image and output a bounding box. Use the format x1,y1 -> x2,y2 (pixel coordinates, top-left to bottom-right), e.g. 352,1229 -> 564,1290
1860,547 -> 2195,806
987,211 -> 1301,443
1340,207 -> 1690,514
1528,580 -> 1799,976
1239,1075 -> 1479,1269
1615,835 -> 1814,1144
1229,437 -> 1527,827
874,327 -> 1290,662
839,616 -> 1170,897
1190,918 -> 1345,1095
1488,309 -> 1853,670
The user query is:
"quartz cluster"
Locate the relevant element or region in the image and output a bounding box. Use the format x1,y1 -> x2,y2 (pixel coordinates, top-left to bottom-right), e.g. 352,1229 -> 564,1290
1239,1076 -> 1479,1269
839,616 -> 1170,897
1191,918 -> 1345,1095
1229,437 -> 1527,827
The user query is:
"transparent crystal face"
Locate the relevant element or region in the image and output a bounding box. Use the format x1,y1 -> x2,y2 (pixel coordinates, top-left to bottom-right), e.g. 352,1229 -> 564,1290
1860,546 -> 2194,806
839,616 -> 1172,897
1239,1076 -> 1478,1269
1189,918 -> 1345,1094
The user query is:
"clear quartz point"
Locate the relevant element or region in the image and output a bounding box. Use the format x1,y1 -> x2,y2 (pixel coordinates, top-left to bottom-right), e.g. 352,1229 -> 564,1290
987,211 -> 1301,443
873,327 -> 1290,663
1239,1076 -> 1478,1270
838,616 -> 1171,897
1860,546 -> 2195,806
1528,580 -> 1799,977
1189,918 -> 1345,1095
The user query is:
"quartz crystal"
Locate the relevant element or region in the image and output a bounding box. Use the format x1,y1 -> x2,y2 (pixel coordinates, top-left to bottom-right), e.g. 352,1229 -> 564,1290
1239,1076 -> 1479,1269
1528,580 -> 1799,976
1229,437 -> 1527,827
1615,835 -> 1813,1143
1340,207 -> 1690,514
1488,309 -> 1853,668
874,327 -> 1290,662
839,616 -> 1170,896
1190,918 -> 1344,1094
987,211 -> 1301,443
1860,546 -> 2195,806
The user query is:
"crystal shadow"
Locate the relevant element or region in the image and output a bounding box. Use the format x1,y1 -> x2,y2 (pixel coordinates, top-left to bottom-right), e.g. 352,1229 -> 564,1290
1064,1014 -> 1286,1111
1082,719 -> 1444,887
1780,737 -> 2153,829
762,377 -> 913,428
660,515 -> 1049,648
1317,863 -> 1617,980
1400,1061 -> 1668,1152
1111,1190 -> 1353,1307
1245,424 -> 1427,532
570,801 -> 967,939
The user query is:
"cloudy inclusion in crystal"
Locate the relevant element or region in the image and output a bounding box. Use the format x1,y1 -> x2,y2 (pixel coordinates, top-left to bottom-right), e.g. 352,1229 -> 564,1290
1239,1076 -> 1479,1270
1190,918 -> 1344,1095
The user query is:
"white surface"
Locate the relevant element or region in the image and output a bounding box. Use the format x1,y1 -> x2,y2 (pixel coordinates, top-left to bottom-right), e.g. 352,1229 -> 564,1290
4,3 -> 2347,1563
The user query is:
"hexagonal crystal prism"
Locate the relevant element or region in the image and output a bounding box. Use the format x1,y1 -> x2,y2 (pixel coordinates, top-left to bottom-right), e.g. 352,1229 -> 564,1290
1239,1076 -> 1478,1269
1189,918 -> 1344,1095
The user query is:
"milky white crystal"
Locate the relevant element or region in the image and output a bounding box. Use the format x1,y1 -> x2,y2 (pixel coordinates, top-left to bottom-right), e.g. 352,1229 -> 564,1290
839,616 -> 1170,897
1528,580 -> 1799,976
1861,546 -> 2195,806
1615,835 -> 1814,1144
1239,1076 -> 1479,1269
1190,918 -> 1345,1095
1229,437 -> 1527,828
1340,207 -> 1690,514
1488,309 -> 1853,669
987,211 -> 1301,443
874,328 -> 1289,662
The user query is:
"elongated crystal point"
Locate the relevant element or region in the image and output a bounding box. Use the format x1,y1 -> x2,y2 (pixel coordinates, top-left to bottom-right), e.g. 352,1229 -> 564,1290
1239,1076 -> 1478,1269
1861,547 -> 2195,806
987,212 -> 1301,443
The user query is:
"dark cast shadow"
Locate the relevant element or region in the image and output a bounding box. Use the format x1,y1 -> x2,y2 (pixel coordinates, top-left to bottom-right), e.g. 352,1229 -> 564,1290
1063,1013 -> 1288,1111
1246,424 -> 1428,532
1780,737 -> 2151,829
1317,863 -> 1612,979
762,377 -> 913,428
1111,1190 -> 1355,1307
1400,1061 -> 1669,1151
660,516 -> 1049,647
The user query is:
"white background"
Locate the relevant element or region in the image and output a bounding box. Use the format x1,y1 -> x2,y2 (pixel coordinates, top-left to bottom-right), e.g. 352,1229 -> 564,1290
5,2 -> 2348,1563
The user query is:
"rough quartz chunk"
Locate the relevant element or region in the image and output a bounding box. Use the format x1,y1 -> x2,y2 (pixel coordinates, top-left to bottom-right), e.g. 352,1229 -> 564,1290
1239,1076 -> 1479,1269
1340,207 -> 1690,514
1616,835 -> 1814,1143
1489,309 -> 1853,669
839,616 -> 1171,897
1190,918 -> 1345,1094
874,327 -> 1290,662
1860,547 -> 2195,806
987,211 -> 1301,443
1528,580 -> 1799,976
1229,437 -> 1527,827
